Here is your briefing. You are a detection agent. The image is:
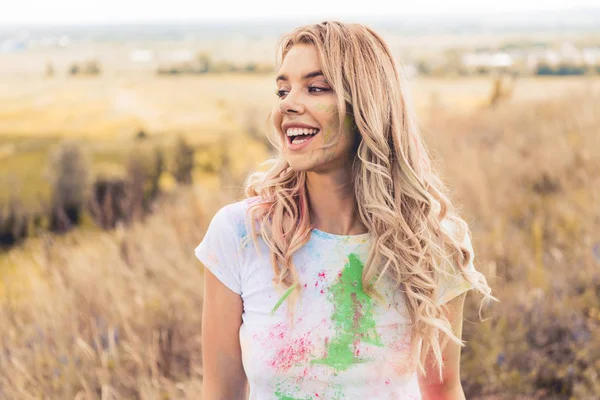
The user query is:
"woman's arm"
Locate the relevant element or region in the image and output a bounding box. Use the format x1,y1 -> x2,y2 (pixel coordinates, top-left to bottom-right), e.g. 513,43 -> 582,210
202,267 -> 248,400
418,292 -> 468,400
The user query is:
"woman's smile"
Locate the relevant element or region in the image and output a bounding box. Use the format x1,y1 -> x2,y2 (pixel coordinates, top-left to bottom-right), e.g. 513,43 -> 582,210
285,126 -> 321,151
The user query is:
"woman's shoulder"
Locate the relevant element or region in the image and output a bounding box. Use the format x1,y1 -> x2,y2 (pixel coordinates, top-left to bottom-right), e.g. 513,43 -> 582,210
211,196 -> 267,239
213,196 -> 263,218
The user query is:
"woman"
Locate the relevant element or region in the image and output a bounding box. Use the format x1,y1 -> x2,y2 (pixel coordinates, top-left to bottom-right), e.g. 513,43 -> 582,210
196,21 -> 498,400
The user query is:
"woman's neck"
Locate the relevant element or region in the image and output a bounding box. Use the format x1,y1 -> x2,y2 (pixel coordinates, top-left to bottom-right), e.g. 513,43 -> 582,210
305,168 -> 368,236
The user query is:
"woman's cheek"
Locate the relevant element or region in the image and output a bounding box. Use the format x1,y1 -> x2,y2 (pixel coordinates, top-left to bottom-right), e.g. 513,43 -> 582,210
272,108 -> 282,128
321,124 -> 336,146
272,113 -> 284,139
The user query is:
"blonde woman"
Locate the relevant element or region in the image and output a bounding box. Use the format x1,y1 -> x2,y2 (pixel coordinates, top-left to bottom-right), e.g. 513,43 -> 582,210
196,21 -> 498,400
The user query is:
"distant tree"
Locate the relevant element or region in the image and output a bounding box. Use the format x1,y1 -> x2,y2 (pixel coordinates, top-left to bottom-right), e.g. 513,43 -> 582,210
45,61 -> 55,78
196,52 -> 211,73
47,141 -> 90,232
84,59 -> 101,75
489,74 -> 517,107
121,146 -> 165,220
416,60 -> 432,76
69,64 -> 79,76
68,59 -> 102,76
125,152 -> 148,221
148,147 -> 165,199
171,136 -> 194,185
535,62 -> 588,76
0,199 -> 29,248
536,62 -> 554,75
88,176 -> 128,229
556,63 -> 586,76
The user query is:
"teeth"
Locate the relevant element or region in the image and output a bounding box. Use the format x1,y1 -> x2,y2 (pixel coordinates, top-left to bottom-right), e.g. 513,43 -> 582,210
286,128 -> 319,136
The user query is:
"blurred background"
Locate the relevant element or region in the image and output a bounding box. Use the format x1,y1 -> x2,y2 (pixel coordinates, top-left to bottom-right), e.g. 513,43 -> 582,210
0,1 -> 599,399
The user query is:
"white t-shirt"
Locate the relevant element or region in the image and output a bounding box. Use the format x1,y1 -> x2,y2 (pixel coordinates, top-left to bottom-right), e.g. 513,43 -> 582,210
194,196 -> 477,400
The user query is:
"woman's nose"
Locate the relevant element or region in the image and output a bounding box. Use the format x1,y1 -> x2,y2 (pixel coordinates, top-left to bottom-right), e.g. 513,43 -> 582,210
279,89 -> 305,115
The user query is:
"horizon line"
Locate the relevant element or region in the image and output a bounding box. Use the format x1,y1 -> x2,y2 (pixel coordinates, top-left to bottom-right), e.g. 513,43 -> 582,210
1,6 -> 598,28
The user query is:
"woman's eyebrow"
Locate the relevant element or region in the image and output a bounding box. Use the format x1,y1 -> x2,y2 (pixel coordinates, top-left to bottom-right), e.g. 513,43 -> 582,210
276,70 -> 324,83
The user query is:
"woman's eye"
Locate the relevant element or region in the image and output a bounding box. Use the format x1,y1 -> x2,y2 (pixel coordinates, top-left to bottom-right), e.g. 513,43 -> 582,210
275,87 -> 329,99
309,86 -> 328,93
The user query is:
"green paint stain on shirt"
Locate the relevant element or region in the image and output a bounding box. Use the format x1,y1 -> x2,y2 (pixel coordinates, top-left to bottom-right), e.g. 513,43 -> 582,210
274,384 -> 311,400
311,253 -> 383,371
274,393 -> 309,400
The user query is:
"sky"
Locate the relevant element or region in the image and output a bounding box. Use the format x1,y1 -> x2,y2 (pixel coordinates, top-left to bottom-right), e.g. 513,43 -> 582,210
1,0 -> 598,25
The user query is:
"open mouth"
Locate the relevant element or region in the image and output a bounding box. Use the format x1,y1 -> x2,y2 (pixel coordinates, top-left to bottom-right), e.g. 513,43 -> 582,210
286,128 -> 321,148
288,130 -> 320,144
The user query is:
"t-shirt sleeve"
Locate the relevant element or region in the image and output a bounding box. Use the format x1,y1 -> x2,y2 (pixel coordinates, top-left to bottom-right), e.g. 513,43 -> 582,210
194,204 -> 243,295
436,220 -> 478,306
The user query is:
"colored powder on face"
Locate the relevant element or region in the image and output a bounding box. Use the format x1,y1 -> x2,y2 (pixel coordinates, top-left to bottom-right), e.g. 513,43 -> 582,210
311,253 -> 383,371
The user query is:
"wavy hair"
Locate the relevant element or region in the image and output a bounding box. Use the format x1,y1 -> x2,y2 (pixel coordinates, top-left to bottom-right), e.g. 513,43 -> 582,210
243,21 -> 498,382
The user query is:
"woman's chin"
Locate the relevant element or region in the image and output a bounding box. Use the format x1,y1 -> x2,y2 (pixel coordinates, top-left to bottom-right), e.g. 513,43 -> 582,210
286,157 -> 334,174
285,147 -> 349,173
286,160 -> 315,172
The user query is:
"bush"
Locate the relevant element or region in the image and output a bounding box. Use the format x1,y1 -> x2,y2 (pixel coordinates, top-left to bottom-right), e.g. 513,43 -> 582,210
88,176 -> 128,229
171,136 -> 194,185
0,200 -> 28,248
47,141 -> 91,233
69,59 -> 102,76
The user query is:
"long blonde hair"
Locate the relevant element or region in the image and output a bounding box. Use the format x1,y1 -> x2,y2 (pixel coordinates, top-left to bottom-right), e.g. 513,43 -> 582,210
243,21 -> 498,382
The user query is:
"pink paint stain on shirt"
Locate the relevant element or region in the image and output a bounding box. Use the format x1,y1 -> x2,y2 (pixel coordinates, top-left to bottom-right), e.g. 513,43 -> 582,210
253,322 -> 289,353
390,330 -> 411,353
352,337 -> 363,356
322,336 -> 329,359
268,323 -> 286,341
270,336 -> 314,372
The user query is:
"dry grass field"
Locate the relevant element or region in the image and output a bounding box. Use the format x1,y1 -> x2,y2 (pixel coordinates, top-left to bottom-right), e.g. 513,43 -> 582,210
1,72 -> 597,204
0,70 -> 599,399
1,74 -> 598,138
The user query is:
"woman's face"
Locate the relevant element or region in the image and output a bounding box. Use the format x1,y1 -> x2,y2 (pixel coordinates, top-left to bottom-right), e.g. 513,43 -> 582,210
273,43 -> 356,173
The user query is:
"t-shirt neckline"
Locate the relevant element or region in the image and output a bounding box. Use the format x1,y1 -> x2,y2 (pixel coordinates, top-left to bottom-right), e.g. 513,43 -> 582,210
310,227 -> 371,243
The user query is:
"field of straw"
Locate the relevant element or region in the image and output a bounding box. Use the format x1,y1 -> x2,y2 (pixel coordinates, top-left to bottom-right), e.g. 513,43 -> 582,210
0,73 -> 599,399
